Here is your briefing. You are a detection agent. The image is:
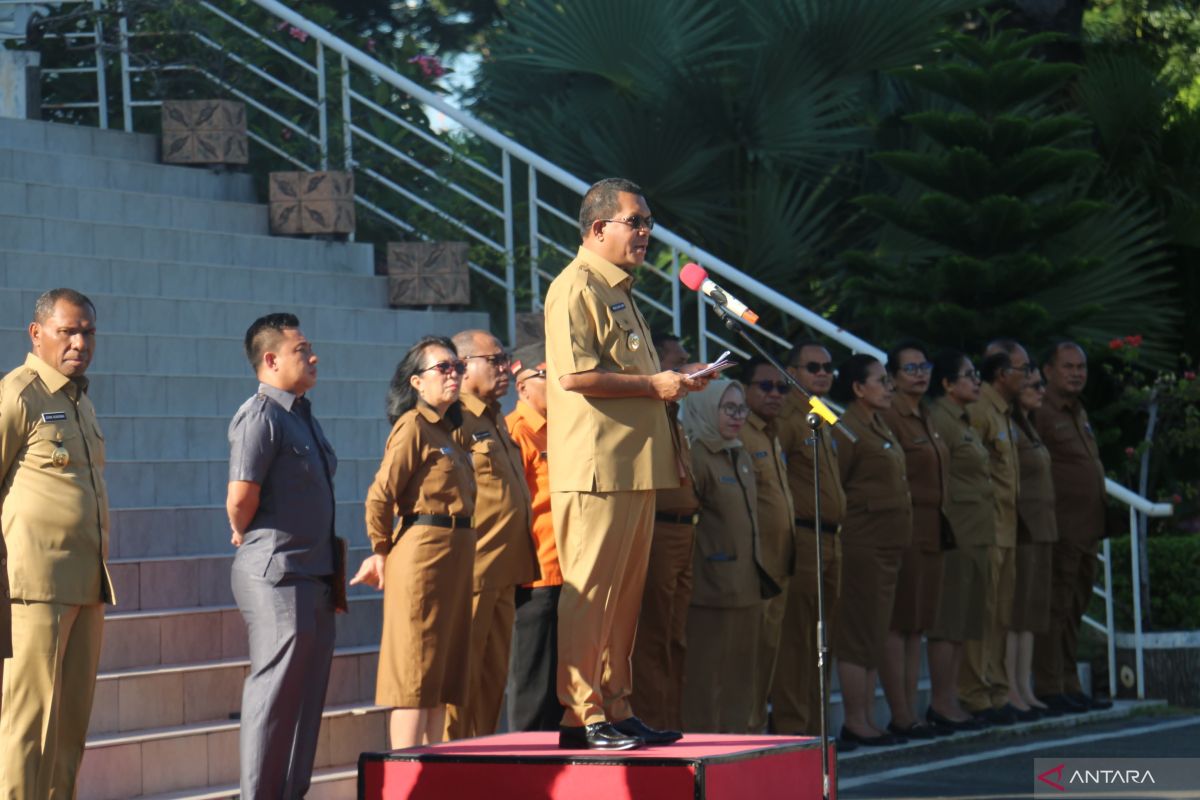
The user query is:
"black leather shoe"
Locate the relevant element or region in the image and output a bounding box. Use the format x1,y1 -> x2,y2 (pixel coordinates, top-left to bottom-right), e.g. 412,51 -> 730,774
888,721 -> 937,740
1067,691 -> 1113,711
973,704 -> 1017,726
1089,694 -> 1114,711
612,716 -> 682,745
1014,706 -> 1042,722
925,707 -> 984,732
839,726 -> 898,747
1039,693 -> 1088,714
559,722 -> 643,751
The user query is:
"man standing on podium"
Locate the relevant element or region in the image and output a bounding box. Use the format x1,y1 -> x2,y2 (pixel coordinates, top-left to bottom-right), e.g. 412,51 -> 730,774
544,177 -> 706,750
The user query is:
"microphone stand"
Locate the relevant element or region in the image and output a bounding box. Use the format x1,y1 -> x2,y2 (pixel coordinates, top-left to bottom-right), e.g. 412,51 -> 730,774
708,304 -> 839,800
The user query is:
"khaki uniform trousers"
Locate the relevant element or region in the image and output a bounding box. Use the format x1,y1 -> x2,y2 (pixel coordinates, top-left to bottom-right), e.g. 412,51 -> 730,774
770,532 -> 840,734
444,586 -> 516,740
749,578 -> 789,732
683,604 -> 763,733
630,521 -> 694,731
959,544 -> 1015,712
553,489 -> 655,727
1033,540 -> 1098,696
0,601 -> 104,800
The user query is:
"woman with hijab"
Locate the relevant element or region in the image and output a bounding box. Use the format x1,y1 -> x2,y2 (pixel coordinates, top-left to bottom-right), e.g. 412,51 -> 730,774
681,379 -> 776,733
831,354 -> 912,747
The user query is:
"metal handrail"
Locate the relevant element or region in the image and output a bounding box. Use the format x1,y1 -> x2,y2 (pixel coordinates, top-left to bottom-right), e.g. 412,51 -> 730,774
14,0 -> 1175,701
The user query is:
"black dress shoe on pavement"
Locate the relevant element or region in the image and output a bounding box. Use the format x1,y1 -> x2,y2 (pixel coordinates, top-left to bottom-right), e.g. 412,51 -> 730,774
888,721 -> 937,740
974,704 -> 1017,726
612,716 -> 683,745
925,707 -> 984,732
559,722 -> 643,751
839,726 -> 899,747
1039,693 -> 1088,714
1031,703 -> 1062,718
1090,694 -> 1114,711
1014,706 -> 1042,722
1067,691 -> 1113,711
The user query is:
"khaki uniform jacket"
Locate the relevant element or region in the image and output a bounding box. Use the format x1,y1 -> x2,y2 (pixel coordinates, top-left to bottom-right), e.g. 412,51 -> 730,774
544,247 -> 679,493
928,397 -> 995,548
741,413 -> 796,581
882,398 -> 949,552
0,353 -> 114,606
1015,413 -> 1058,544
690,441 -> 767,608
967,382 -> 1020,548
454,393 -> 538,591
364,403 -> 476,555
834,402 -> 912,550
777,391 -> 846,526
656,414 -> 700,514
1034,390 -> 1106,545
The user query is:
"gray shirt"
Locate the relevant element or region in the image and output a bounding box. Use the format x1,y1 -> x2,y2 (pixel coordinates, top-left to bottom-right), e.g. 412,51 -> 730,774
228,383 -> 336,581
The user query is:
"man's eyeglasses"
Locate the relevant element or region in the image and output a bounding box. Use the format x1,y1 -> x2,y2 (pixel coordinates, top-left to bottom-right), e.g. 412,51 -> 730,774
421,360 -> 466,376
719,403 -> 751,419
1006,363 -> 1037,375
518,368 -> 547,383
751,380 -> 790,395
957,369 -> 981,381
800,361 -> 835,375
899,361 -> 934,375
601,215 -> 655,232
465,352 -> 512,369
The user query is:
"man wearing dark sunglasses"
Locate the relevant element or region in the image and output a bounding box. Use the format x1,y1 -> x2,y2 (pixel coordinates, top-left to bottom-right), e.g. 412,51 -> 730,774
740,358 -> 797,733
771,338 -> 848,738
545,177 -> 708,750
444,329 -> 539,741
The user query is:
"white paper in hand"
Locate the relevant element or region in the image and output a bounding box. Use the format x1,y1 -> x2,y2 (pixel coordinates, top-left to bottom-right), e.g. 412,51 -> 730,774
685,350 -> 738,380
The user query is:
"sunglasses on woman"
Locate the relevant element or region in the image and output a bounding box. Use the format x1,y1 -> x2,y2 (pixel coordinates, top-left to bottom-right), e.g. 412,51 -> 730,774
422,360 -> 467,376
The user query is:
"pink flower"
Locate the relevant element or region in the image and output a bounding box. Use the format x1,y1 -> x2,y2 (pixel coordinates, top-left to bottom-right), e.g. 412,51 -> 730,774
1124,446 -> 1136,458
1124,334 -> 1143,348
281,128 -> 292,141
366,38 -> 377,53
408,54 -> 446,79
1171,494 -> 1183,505
1184,371 -> 1197,381
1109,338 -> 1124,350
288,26 -> 309,43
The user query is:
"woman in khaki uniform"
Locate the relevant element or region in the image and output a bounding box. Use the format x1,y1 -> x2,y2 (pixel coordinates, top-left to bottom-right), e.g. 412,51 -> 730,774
924,351 -> 991,732
1011,368 -> 1057,716
352,336 -> 477,749
681,380 -> 769,733
831,355 -> 912,747
880,341 -> 949,740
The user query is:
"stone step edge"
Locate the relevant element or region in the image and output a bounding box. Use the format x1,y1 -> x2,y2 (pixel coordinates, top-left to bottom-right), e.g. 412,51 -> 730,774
0,176 -> 265,214
0,248 -> 387,285
0,211 -> 373,254
0,144 -> 253,190
98,644 -> 379,681
109,543 -> 374,566
136,765 -> 357,800
86,702 -> 384,749
106,593 -> 378,622
0,119 -> 160,153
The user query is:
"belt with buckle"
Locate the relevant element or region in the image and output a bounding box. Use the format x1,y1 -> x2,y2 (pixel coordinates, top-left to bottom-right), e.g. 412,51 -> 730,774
401,514 -> 473,530
656,511 -> 700,525
795,517 -> 839,534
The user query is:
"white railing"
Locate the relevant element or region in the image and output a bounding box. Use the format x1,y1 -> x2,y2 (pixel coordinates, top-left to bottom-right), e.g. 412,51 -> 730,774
12,0 -> 1174,699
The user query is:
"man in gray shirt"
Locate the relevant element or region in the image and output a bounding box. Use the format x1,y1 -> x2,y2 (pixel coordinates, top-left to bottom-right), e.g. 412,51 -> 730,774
226,312 -> 338,799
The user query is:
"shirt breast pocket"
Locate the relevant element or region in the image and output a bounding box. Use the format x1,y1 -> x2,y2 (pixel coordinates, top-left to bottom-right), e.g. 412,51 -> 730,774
28,422 -> 82,471
608,312 -> 645,371
470,439 -> 497,476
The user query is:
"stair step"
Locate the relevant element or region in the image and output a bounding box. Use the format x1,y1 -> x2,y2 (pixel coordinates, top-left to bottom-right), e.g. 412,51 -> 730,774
0,146 -> 256,203
90,645 -> 379,736
78,704 -> 385,799
106,545 -> 378,613
135,766 -> 357,800
0,213 -> 373,273
0,117 -> 161,164
100,596 -> 382,671
0,250 -> 394,308
0,178 -> 269,236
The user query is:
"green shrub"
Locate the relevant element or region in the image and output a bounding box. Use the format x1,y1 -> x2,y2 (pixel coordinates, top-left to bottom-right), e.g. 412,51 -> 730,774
1107,534 -> 1200,630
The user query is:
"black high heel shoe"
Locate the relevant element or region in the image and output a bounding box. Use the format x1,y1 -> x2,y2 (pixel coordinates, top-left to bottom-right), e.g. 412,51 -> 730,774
839,725 -> 899,747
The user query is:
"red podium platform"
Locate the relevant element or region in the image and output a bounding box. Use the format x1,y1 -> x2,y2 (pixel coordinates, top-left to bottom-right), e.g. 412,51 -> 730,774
358,732 -> 834,800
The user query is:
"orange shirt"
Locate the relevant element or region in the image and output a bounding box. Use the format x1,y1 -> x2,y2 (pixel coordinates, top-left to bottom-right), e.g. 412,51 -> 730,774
506,399 -> 562,587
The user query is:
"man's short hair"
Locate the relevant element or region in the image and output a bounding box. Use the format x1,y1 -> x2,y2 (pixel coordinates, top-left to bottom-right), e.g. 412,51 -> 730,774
651,329 -> 680,351
1043,338 -> 1084,366
980,350 -> 1012,383
34,288 -> 96,322
244,312 -> 300,369
578,177 -> 644,240
984,338 -> 1023,357
785,338 -> 829,368
739,356 -> 776,384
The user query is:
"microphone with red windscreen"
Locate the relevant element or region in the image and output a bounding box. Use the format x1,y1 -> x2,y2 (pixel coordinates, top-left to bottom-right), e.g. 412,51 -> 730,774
679,263 -> 760,325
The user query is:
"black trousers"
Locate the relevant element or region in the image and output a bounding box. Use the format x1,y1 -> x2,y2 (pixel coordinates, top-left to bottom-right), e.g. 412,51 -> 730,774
506,585 -> 562,731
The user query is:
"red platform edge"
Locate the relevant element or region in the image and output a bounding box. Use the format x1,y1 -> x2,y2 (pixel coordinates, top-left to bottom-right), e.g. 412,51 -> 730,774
358,732 -> 836,800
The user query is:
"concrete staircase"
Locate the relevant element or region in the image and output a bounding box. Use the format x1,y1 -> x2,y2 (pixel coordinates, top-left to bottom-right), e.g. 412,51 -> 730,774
0,116 -> 488,798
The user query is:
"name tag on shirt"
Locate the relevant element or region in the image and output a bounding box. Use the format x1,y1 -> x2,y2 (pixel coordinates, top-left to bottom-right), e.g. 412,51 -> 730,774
471,430 -> 493,442
439,446 -> 454,455
882,442 -> 892,449
753,450 -> 769,459
997,431 -> 1008,441
610,302 -> 626,312
41,412 -> 68,422
719,475 -> 737,484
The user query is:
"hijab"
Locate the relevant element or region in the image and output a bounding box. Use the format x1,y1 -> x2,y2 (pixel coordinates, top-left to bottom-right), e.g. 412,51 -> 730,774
682,379 -> 743,452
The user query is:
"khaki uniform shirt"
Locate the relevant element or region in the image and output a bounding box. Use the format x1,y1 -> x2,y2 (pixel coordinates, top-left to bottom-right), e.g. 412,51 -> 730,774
544,247 -> 679,493
834,402 -> 912,550
881,399 -> 949,552
967,382 -> 1020,548
0,353 -> 114,606
1034,390 -> 1106,545
777,391 -> 846,526
656,414 -> 700,514
928,397 -> 995,549
364,403 -> 476,556
741,413 -> 796,581
506,400 -> 562,588
455,393 -> 538,590
1015,413 -> 1058,544
690,441 -> 765,608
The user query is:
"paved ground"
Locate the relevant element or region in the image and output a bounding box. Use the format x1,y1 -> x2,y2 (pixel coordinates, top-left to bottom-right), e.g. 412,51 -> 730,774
835,705 -> 1200,799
